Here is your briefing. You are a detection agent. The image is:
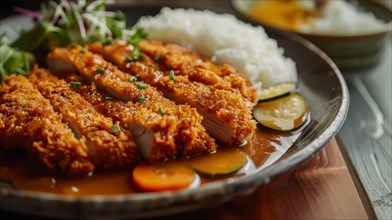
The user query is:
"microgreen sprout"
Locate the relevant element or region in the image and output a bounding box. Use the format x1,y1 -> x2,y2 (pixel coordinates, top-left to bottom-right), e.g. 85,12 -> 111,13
0,0 -> 147,81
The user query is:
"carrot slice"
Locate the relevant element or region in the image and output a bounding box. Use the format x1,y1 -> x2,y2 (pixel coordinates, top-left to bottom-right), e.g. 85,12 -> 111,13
132,161 -> 196,192
188,149 -> 248,177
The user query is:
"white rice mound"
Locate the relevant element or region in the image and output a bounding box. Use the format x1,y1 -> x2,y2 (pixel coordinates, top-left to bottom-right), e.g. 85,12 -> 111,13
135,7 -> 297,90
299,0 -> 388,35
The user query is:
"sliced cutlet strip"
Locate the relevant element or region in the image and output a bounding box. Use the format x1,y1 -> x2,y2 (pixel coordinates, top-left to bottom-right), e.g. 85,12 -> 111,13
47,46 -> 216,160
0,74 -> 94,175
28,67 -> 141,169
138,40 -> 258,103
88,42 -> 256,145
62,74 -> 181,160
75,79 -> 214,160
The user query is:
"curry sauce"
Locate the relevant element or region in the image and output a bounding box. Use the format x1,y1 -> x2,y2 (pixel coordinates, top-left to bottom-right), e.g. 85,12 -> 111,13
0,126 -> 303,195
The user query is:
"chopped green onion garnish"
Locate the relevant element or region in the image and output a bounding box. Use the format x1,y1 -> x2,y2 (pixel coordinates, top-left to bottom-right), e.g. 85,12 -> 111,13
127,75 -> 141,82
154,54 -> 161,62
105,97 -> 113,101
128,76 -> 137,82
97,67 -> 106,74
127,28 -> 147,46
111,124 -> 121,133
102,38 -> 112,46
169,70 -> 175,80
137,83 -> 147,89
70,81 -> 81,88
125,55 -> 133,63
137,97 -> 147,103
80,48 -> 86,54
158,108 -> 164,116
132,47 -> 140,60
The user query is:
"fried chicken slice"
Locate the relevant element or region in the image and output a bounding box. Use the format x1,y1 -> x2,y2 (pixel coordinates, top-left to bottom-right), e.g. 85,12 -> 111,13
138,40 -> 258,103
28,67 -> 140,169
0,75 -> 94,175
88,41 -> 256,145
47,46 -> 216,160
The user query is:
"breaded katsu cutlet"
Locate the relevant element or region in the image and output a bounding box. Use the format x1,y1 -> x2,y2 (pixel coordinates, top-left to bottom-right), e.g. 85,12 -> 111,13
88,41 -> 257,145
47,46 -> 217,159
29,67 -> 141,169
0,75 -> 94,175
0,39 -> 257,176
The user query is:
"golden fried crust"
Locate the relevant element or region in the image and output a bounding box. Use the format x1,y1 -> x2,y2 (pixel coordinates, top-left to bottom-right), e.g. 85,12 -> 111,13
0,75 -> 94,175
129,63 -> 256,145
88,42 -> 256,145
28,67 -> 141,169
139,40 -> 258,103
76,81 -> 180,160
47,46 -> 216,159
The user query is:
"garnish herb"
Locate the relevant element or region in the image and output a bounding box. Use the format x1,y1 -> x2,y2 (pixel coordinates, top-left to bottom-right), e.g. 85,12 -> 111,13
70,81 -> 81,88
125,55 -> 133,63
125,50 -> 144,62
102,38 -> 112,46
0,0 -> 148,81
0,38 -> 34,82
154,54 -> 161,62
132,47 -> 141,60
11,0 -> 128,54
80,48 -> 86,54
126,28 -> 147,62
169,70 -> 175,80
105,97 -> 113,101
158,108 -> 164,116
128,76 -> 137,82
127,28 -> 147,46
96,67 -> 106,74
111,124 -> 121,133
137,97 -> 147,103
127,75 -> 141,82
137,83 -> 147,89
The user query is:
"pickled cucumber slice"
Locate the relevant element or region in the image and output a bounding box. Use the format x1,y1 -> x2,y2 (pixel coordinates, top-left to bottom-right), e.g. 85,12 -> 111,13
258,82 -> 297,103
253,93 -> 309,131
188,149 -> 248,177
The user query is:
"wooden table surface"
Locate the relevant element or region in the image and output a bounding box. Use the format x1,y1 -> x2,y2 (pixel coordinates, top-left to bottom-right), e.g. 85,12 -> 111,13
0,138 -> 372,219
338,38 -> 392,220
154,138 -> 371,220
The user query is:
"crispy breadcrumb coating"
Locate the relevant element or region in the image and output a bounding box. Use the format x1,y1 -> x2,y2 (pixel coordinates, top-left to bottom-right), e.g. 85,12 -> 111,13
88,41 -> 256,144
47,46 -> 216,160
139,40 -> 257,103
28,67 -> 141,169
0,75 -> 94,175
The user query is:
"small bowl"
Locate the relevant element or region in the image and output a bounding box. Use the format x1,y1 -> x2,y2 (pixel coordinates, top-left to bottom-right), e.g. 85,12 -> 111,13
231,0 -> 392,70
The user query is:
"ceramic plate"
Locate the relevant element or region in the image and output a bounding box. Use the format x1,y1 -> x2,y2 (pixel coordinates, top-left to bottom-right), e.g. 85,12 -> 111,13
0,3 -> 349,219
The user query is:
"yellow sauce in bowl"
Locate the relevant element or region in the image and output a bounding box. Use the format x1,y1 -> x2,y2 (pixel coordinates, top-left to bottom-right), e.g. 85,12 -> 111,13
247,0 -> 317,31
